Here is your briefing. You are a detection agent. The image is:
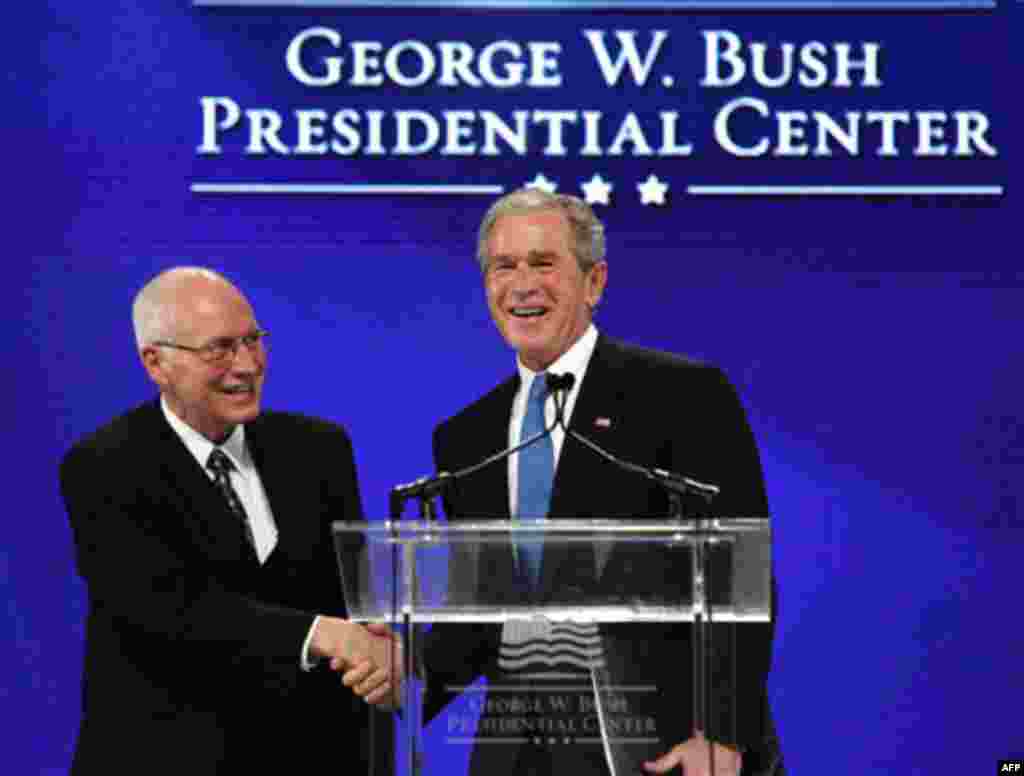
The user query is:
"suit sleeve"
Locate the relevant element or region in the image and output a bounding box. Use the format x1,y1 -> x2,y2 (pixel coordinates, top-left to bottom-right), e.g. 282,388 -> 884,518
681,367 -> 781,771
694,366 -> 769,519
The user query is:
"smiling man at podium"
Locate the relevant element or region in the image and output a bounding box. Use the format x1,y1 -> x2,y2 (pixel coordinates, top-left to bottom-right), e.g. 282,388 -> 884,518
422,189 -> 782,776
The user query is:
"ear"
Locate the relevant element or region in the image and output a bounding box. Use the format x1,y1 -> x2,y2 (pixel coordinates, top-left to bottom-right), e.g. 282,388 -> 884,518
585,261 -> 608,309
140,346 -> 170,389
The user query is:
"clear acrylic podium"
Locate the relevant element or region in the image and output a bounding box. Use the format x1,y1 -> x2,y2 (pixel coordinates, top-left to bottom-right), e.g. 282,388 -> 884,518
333,518 -> 770,776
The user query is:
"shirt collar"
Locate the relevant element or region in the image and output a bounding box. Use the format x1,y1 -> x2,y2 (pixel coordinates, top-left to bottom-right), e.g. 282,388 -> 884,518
515,323 -> 599,391
160,395 -> 249,472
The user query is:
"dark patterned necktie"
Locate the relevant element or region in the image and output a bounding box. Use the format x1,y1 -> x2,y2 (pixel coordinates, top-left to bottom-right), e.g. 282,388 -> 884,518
206,448 -> 257,552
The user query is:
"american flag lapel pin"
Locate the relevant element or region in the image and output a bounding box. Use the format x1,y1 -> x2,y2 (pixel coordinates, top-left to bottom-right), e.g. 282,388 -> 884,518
594,416 -> 612,429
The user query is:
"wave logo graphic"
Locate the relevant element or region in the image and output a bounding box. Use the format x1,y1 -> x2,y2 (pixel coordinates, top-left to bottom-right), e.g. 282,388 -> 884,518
499,620 -> 605,671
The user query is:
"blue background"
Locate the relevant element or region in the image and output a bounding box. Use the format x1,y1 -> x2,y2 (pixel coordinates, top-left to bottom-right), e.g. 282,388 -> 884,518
8,2 -> 1021,773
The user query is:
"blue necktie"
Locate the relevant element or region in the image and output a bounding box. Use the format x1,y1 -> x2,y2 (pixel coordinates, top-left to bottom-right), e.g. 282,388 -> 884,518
516,374 -> 554,588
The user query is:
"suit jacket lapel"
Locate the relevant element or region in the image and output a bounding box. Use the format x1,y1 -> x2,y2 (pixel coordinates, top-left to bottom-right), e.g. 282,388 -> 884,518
146,402 -> 257,566
246,416 -> 318,561
454,378 -> 518,604
465,377 -> 518,520
549,335 -> 628,519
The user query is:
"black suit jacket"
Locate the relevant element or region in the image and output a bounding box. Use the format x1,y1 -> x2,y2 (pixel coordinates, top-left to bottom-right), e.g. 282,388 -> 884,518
424,336 -> 781,775
60,400 -> 387,775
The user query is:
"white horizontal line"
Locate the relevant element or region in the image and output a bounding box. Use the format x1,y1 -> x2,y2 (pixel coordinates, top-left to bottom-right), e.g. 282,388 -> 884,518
452,685 -> 597,692
448,738 -> 530,744
450,684 -> 657,692
446,737 -> 661,745
195,0 -> 994,7
604,738 -> 663,744
190,182 -> 504,195
687,185 -> 1004,196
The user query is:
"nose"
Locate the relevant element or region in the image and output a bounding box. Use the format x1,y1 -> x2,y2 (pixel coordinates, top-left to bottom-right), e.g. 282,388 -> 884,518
229,340 -> 263,373
509,263 -> 539,298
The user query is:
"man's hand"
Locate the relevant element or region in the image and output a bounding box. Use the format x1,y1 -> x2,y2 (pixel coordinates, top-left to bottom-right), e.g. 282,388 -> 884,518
309,616 -> 369,668
310,618 -> 403,709
643,731 -> 742,775
338,623 -> 403,709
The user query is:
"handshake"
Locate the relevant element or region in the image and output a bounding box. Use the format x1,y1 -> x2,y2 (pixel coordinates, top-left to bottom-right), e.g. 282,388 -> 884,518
310,617 -> 404,710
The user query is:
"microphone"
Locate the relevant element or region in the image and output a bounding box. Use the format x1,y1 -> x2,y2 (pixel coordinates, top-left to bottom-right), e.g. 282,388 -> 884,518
390,372 -> 570,519
545,372 -> 575,395
544,372 -> 575,431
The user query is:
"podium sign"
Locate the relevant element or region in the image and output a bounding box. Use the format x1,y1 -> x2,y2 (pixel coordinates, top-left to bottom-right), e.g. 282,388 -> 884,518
333,519 -> 770,776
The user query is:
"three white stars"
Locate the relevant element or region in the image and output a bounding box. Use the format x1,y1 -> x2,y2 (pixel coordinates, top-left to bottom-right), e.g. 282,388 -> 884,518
524,173 -> 668,206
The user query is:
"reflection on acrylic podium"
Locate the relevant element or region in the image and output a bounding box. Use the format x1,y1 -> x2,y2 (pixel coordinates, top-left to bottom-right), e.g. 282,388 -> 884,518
333,518 -> 770,776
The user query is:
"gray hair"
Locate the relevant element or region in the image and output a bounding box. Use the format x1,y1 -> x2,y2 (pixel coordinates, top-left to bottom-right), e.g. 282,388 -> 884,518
131,267 -> 232,349
476,188 -> 606,273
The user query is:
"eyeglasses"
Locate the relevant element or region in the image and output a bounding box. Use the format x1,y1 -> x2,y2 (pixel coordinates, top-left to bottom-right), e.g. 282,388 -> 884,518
153,330 -> 269,364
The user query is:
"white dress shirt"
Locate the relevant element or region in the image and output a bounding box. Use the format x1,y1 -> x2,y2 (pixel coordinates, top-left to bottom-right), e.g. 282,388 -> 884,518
161,396 -> 279,563
507,323 -> 599,516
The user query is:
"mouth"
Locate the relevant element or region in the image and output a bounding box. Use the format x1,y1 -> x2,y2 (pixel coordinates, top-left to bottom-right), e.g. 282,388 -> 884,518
219,384 -> 256,396
508,306 -> 548,319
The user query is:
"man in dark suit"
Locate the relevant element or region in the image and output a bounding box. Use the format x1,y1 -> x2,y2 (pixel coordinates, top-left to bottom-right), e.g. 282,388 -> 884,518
60,267 -> 398,775
423,190 -> 781,775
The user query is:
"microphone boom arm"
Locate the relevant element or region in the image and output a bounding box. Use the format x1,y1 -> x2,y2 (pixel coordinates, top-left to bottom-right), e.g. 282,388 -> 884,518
547,373 -> 720,517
